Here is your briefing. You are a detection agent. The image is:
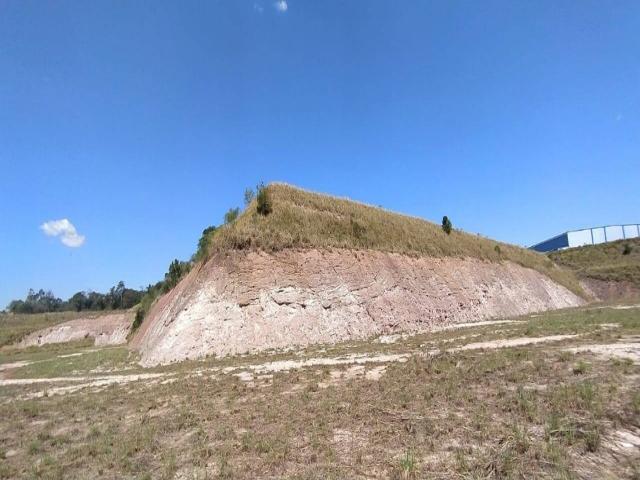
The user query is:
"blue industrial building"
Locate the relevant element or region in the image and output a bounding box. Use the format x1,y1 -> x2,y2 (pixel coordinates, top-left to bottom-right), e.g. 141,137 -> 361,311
530,224 -> 640,253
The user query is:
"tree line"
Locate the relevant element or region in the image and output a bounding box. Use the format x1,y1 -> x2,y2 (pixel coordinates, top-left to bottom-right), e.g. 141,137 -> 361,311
6,282 -> 144,314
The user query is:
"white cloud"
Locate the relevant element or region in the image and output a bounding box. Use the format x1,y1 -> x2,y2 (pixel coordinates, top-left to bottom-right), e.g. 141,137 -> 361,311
40,219 -> 86,248
274,0 -> 288,12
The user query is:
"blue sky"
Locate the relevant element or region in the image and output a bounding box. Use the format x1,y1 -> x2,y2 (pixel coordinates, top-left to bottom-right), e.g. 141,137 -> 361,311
1,1 -> 638,307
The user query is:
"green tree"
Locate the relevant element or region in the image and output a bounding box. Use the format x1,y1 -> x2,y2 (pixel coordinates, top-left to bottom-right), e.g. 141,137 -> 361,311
108,281 -> 126,309
442,216 -> 452,235
69,292 -> 88,312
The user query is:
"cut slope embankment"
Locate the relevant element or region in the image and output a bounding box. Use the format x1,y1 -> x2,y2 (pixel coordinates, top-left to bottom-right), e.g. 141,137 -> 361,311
132,249 -> 583,366
18,312 -> 133,348
549,238 -> 640,301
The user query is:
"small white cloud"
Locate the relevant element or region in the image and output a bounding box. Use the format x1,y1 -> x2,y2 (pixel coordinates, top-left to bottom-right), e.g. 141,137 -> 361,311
274,0 -> 288,12
254,2 -> 264,13
40,219 -> 86,248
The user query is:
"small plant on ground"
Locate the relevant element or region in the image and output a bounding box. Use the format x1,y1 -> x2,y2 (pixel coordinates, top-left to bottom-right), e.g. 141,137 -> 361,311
584,424 -> 601,452
441,216 -> 452,235
572,360 -> 590,375
623,243 -> 632,255
398,449 -> 417,479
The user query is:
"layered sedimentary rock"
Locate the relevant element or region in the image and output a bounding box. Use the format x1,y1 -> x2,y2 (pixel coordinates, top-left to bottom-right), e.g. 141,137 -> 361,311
132,249 -> 583,366
19,313 -> 133,348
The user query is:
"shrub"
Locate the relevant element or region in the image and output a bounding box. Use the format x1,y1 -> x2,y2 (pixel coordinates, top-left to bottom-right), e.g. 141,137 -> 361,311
623,244 -> 632,255
132,308 -> 144,331
243,188 -> 255,206
163,259 -> 191,293
442,216 -> 452,235
224,208 -> 240,224
194,226 -> 216,262
495,245 -> 502,256
350,216 -> 366,243
572,360 -> 590,375
256,182 -> 272,216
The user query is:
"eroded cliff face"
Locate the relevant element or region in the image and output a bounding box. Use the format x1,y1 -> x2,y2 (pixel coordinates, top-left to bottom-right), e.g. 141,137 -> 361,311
132,249 -> 584,366
19,313 -> 133,348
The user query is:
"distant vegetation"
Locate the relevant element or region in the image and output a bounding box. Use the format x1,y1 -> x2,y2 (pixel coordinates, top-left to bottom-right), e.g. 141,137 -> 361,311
6,282 -> 144,314
549,238 -> 640,286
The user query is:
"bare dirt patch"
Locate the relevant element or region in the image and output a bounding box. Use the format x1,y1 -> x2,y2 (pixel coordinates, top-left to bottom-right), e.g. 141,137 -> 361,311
565,338 -> 640,363
449,334 -> 580,352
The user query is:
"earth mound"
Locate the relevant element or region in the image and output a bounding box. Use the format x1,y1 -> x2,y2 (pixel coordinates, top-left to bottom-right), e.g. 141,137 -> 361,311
132,184 -> 585,366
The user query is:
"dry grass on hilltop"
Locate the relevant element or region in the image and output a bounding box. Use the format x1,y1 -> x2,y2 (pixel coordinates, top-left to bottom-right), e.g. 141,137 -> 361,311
208,183 -> 583,296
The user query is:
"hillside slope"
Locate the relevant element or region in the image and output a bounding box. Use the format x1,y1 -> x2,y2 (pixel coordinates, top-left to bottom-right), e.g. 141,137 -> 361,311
549,238 -> 640,300
132,184 -> 585,365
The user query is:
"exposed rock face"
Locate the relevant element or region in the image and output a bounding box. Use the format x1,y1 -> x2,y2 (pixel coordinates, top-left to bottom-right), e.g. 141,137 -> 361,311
18,313 -> 133,348
132,249 -> 584,366
580,278 -> 640,302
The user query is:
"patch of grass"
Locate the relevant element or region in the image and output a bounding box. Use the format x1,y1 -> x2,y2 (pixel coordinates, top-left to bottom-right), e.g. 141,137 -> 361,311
27,440 -> 42,455
8,347 -> 135,379
395,449 -> 417,479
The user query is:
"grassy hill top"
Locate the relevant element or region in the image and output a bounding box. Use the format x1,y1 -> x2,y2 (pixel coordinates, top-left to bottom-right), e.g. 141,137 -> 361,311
549,237 -> 640,286
205,183 -> 582,296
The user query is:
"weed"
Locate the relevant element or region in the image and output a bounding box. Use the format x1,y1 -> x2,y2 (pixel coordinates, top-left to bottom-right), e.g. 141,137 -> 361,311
573,360 -> 590,375
398,449 -> 417,479
584,424 -> 600,452
27,440 -> 42,455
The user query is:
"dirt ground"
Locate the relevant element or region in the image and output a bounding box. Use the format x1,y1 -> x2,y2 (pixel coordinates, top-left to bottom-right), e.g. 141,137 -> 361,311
1,304 -> 639,479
